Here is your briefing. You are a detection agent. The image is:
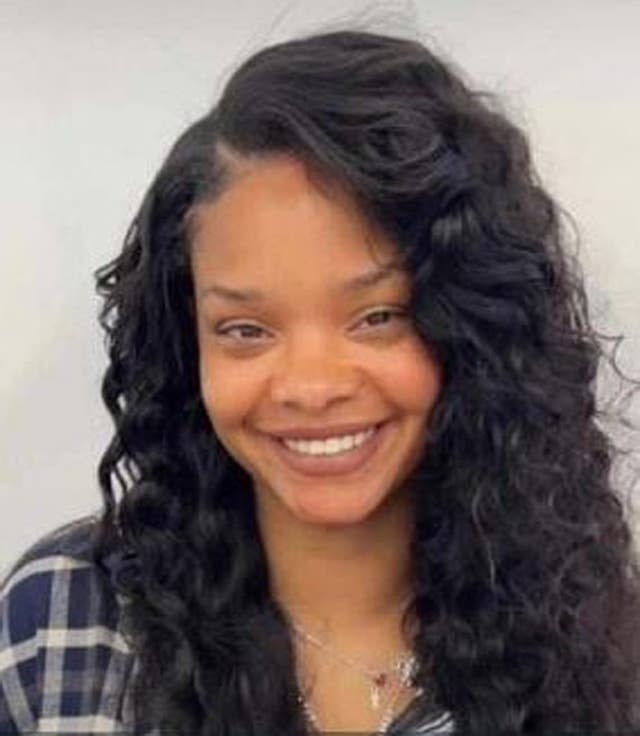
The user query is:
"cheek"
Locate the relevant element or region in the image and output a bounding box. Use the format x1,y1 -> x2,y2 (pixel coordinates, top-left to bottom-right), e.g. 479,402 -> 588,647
199,356 -> 263,428
376,341 -> 442,412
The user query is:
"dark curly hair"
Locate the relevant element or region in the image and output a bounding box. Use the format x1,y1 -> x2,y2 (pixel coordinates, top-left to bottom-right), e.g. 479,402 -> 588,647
91,28 -> 640,735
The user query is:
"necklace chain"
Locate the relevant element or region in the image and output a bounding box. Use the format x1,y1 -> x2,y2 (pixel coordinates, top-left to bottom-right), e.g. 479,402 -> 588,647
292,621 -> 414,685
291,616 -> 421,733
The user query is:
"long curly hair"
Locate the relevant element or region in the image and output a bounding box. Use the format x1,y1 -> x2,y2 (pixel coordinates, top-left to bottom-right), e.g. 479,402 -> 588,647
91,29 -> 640,735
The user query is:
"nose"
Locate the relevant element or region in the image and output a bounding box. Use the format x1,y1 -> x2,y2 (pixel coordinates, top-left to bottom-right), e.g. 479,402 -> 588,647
268,330 -> 363,413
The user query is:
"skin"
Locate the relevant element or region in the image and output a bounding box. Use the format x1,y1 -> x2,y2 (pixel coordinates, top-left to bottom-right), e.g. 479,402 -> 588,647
189,154 -> 441,670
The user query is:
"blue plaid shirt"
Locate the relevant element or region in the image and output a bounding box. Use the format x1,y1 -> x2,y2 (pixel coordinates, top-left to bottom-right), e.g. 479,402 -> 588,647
0,517 -> 145,734
0,517 -> 455,734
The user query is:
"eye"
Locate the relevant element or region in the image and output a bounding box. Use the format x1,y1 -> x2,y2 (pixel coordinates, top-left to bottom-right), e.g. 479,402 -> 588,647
214,323 -> 268,342
358,307 -> 408,329
212,307 -> 409,346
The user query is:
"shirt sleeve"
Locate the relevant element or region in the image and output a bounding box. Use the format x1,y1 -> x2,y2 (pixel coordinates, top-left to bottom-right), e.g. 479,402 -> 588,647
0,554 -> 137,734
0,559 -> 48,733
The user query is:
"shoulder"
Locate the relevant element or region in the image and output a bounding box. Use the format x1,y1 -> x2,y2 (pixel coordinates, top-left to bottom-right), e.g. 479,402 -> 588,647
0,515 -> 125,647
0,516 -> 139,734
1,515 -> 125,636
3,515 -> 101,573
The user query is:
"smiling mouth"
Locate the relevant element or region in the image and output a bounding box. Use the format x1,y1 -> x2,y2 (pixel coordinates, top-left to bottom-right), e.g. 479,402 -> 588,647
277,425 -> 379,456
267,421 -> 391,477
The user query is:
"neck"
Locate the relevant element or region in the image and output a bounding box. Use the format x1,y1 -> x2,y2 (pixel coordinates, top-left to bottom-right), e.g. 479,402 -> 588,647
256,487 -> 416,644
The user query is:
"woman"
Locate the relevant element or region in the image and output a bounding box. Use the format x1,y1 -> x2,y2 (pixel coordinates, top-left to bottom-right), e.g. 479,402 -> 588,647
1,29 -> 640,735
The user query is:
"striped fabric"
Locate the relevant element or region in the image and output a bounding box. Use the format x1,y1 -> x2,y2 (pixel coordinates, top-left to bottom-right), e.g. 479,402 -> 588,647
0,518 -> 455,734
0,518 -> 144,734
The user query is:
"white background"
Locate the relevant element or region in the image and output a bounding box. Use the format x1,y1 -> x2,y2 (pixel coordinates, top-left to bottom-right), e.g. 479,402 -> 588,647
1,0 -> 639,572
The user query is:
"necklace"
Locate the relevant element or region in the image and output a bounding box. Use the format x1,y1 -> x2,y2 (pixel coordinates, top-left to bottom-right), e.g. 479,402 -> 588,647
292,622 -> 421,733
297,655 -> 420,733
292,622 -> 417,709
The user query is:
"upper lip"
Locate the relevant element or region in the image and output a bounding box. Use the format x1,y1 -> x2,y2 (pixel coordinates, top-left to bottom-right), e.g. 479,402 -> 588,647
265,421 -> 385,441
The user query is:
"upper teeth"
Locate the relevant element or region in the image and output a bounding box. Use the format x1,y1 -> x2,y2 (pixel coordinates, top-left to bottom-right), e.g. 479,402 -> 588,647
281,427 -> 376,455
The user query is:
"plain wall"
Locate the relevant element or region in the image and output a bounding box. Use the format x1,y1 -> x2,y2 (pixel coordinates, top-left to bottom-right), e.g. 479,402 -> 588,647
1,0 -> 639,572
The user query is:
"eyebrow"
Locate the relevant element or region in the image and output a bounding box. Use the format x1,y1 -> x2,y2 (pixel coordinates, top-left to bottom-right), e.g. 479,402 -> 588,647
199,263 -> 401,303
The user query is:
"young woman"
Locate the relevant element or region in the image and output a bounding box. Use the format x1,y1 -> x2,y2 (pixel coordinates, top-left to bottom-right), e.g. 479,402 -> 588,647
2,29 -> 640,736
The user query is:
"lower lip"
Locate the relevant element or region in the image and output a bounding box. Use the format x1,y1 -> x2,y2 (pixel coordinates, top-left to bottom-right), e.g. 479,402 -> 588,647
267,422 -> 390,477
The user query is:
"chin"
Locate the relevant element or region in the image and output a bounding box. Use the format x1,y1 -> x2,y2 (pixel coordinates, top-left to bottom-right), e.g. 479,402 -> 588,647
293,506 -> 374,527
283,485 -> 400,528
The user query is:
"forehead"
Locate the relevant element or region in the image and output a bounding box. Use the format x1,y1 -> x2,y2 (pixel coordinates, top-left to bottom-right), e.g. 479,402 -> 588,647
188,156 -> 402,278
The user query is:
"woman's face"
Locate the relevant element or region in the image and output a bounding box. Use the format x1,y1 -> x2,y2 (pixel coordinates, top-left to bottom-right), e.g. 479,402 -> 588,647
190,156 -> 442,527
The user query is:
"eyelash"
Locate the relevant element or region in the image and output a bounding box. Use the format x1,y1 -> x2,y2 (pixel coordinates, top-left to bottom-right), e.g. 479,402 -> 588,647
214,308 -> 409,344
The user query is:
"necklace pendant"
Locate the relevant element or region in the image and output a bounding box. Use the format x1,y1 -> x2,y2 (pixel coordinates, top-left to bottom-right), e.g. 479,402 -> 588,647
371,686 -> 381,710
371,672 -> 388,710
373,672 -> 387,687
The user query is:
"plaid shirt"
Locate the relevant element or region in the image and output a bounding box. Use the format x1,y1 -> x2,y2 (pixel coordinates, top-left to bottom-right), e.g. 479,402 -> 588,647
0,517 -> 145,735
0,518 -> 455,735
